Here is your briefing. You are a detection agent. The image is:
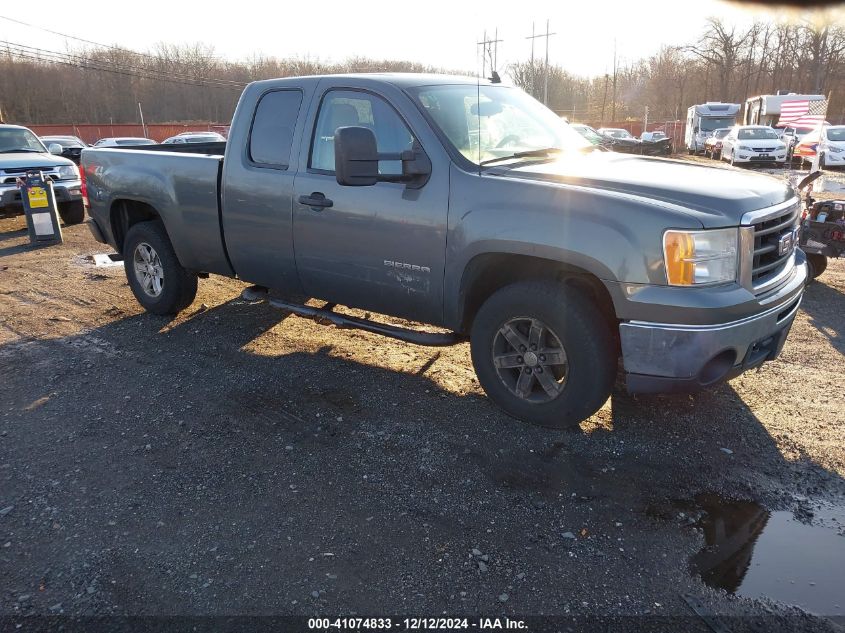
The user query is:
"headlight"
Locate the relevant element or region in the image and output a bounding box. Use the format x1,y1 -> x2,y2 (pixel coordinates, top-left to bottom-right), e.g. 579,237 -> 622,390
57,164 -> 79,180
738,145 -> 751,151
663,228 -> 738,286
828,145 -> 844,153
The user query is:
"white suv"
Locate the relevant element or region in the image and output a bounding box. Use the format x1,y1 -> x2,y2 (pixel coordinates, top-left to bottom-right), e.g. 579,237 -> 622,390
721,126 -> 787,166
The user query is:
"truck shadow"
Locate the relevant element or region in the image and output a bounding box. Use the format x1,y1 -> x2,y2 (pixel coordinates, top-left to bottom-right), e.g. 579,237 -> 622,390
2,297 -> 843,616
800,279 -> 844,356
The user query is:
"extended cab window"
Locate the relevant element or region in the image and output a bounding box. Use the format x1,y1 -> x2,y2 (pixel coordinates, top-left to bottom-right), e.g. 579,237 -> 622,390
310,90 -> 414,175
249,90 -> 303,168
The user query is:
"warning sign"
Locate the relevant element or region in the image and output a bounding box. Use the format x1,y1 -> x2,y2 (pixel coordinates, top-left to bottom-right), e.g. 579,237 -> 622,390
27,186 -> 48,209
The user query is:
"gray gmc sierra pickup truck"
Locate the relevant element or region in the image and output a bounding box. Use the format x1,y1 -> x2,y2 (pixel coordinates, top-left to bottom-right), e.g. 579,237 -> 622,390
82,74 -> 807,428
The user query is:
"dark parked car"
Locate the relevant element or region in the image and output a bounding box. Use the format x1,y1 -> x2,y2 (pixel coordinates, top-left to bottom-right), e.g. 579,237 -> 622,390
39,135 -> 89,165
597,128 -> 671,156
571,124 -> 611,148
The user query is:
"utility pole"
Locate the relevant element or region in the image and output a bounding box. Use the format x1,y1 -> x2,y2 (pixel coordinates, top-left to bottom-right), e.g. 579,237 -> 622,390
138,102 -> 147,139
477,29 -> 503,79
600,74 -> 609,126
528,22 -> 535,97
526,19 -> 556,106
611,39 -> 618,121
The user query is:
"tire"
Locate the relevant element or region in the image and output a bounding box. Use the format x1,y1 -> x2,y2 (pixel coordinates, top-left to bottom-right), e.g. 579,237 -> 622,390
123,220 -> 198,315
819,153 -> 826,170
806,254 -> 828,282
469,281 -> 616,429
58,200 -> 85,225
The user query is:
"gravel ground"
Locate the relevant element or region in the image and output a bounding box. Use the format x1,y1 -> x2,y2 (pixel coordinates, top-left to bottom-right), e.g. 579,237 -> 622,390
0,162 -> 844,631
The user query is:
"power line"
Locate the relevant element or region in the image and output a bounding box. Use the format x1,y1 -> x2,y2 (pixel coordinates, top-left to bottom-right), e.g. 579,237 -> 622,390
0,41 -> 245,91
0,15 -> 244,88
0,14 -> 230,66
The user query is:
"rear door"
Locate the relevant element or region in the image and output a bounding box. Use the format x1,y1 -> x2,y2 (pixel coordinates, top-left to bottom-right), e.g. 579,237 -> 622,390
291,82 -> 449,325
220,81 -> 314,293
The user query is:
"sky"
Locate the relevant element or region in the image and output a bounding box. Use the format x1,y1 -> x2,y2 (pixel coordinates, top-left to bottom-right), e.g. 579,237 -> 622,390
1,0 -> 840,79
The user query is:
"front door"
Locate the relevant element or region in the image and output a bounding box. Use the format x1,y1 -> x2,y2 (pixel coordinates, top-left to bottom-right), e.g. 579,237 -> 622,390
292,88 -> 448,325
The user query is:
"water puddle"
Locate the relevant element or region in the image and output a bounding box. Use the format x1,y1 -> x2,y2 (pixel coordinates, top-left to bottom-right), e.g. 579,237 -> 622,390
689,494 -> 845,617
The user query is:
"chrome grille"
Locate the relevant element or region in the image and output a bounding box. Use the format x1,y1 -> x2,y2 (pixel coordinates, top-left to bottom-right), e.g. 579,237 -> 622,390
1,166 -> 62,174
750,203 -> 800,291
1,174 -> 59,184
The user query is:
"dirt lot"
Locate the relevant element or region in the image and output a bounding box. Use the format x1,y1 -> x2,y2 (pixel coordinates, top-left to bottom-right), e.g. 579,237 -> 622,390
1,167 -> 844,631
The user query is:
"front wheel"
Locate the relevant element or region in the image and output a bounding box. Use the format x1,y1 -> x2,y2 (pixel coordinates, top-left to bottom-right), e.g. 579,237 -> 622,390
58,200 -> 85,225
123,221 -> 198,315
470,281 -> 616,429
806,254 -> 828,282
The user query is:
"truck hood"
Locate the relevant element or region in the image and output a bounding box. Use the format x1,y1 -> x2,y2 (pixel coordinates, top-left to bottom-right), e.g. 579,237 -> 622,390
0,152 -> 73,170
498,151 -> 794,227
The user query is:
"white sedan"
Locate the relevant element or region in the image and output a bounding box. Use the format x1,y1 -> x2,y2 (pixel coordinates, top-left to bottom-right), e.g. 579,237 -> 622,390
721,126 -> 787,166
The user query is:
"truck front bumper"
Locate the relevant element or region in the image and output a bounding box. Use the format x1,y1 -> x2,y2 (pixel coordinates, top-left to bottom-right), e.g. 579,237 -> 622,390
620,255 -> 807,393
0,180 -> 83,212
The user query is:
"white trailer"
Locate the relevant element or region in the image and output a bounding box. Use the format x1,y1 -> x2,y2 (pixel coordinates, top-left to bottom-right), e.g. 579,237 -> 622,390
743,93 -> 825,127
685,103 -> 741,154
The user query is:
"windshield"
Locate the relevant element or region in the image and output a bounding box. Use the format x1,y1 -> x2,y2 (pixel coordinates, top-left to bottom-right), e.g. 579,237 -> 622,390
116,139 -> 155,145
572,125 -> 604,145
603,129 -> 632,139
0,128 -> 47,153
700,117 -> 736,132
738,128 -> 779,140
410,84 -> 589,166
712,129 -> 730,139
826,128 -> 845,142
42,136 -> 84,146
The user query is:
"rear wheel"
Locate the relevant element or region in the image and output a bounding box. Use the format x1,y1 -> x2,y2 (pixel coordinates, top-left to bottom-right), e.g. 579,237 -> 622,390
58,200 -> 85,225
470,281 -> 616,429
123,221 -> 198,315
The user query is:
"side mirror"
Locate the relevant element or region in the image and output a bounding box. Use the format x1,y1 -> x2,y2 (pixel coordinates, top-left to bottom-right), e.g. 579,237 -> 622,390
335,126 -> 379,186
48,143 -> 63,155
334,126 -> 431,189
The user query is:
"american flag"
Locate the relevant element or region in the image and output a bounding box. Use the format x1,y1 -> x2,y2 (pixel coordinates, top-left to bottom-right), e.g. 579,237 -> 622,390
777,99 -> 828,127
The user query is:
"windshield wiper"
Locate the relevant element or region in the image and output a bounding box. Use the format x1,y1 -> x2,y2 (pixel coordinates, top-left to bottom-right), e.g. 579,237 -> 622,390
0,148 -> 42,154
480,147 -> 562,166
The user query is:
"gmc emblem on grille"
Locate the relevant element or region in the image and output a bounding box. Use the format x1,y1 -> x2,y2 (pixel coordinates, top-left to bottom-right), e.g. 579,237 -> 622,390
777,227 -> 800,256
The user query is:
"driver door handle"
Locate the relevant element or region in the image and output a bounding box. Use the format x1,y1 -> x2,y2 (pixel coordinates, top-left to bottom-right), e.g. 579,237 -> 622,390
298,192 -> 333,210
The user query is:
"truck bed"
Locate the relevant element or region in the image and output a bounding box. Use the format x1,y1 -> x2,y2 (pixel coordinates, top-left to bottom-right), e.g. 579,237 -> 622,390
83,147 -> 231,276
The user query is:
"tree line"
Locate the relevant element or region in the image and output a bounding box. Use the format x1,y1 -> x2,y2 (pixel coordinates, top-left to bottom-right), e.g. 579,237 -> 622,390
512,15 -> 845,125
1,14 -> 843,126
0,44 -> 467,125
